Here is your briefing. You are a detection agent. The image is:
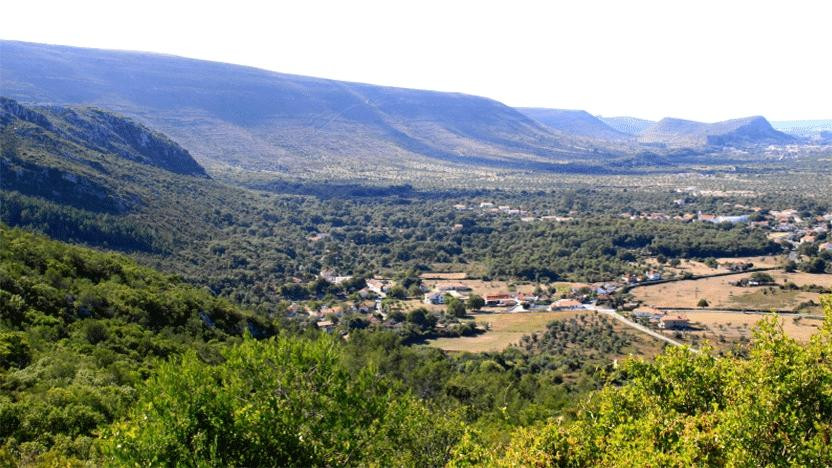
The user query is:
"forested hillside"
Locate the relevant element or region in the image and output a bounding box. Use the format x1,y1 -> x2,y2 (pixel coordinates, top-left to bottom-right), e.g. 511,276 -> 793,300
0,226 -> 651,464
0,226 -> 277,463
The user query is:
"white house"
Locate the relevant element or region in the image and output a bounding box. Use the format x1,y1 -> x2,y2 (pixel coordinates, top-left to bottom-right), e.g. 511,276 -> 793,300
424,292 -> 445,305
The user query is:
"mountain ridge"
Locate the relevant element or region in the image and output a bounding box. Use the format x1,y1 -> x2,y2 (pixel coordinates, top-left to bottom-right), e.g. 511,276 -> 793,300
598,116 -> 655,136
639,115 -> 797,147
517,107 -> 631,141
0,40 -> 605,177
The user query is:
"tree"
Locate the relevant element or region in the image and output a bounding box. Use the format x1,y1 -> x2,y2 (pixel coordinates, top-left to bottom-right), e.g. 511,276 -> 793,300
407,284 -> 423,297
446,298 -> 466,318
466,294 -> 485,311
387,285 -> 407,300
697,298 -> 709,308
406,308 -> 436,329
387,310 -> 405,323
750,272 -> 774,284
800,257 -> 827,274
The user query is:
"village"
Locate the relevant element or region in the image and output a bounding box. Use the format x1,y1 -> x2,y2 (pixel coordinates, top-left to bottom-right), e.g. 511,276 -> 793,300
290,197 -> 832,352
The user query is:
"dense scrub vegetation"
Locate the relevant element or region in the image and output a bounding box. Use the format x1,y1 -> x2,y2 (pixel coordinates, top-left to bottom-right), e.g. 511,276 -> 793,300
0,227 -> 635,464
103,334 -> 462,467
2,226 -> 831,466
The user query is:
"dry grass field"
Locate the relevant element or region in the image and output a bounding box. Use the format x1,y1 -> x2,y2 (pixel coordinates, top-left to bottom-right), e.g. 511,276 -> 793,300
632,270 -> 829,312
643,255 -> 786,278
657,310 -> 824,349
418,272 -> 468,280
424,311 -> 577,352
425,310 -> 665,355
644,258 -> 720,276
715,255 -> 786,268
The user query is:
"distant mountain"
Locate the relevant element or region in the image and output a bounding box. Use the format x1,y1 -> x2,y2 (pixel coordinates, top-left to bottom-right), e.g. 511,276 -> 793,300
516,108 -> 630,141
639,116 -> 797,148
0,40 -> 604,177
771,120 -> 832,141
598,116 -> 655,136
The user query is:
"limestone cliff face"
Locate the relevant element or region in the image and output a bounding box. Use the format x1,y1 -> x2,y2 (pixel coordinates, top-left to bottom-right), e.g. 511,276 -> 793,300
1,97 -> 207,177
47,105 -> 208,176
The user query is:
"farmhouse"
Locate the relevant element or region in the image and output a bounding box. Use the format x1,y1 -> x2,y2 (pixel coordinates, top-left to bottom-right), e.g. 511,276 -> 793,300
484,293 -> 514,306
548,299 -> 584,311
713,215 -> 750,224
646,271 -> 662,281
595,283 -> 618,295
366,279 -> 390,295
318,269 -> 353,285
658,315 -> 690,330
515,292 -> 538,304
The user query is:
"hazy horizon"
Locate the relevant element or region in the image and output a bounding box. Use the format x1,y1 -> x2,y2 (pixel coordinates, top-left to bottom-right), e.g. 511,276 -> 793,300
3,0 -> 831,122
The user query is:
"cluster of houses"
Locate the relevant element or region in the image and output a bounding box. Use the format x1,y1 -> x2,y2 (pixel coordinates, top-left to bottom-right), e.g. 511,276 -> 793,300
621,271 -> 663,284
622,205 -> 832,260
452,201 -> 574,223
768,212 -> 832,250
423,284 -> 550,313
622,210 -> 751,224
423,283 -> 472,304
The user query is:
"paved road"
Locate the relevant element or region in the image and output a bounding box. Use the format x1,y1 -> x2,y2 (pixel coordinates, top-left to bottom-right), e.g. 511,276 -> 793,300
590,306 -> 696,351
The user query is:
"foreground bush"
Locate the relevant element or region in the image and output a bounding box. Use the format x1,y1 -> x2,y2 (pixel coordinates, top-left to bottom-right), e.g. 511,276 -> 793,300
103,333 -> 460,466
453,297 -> 832,466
